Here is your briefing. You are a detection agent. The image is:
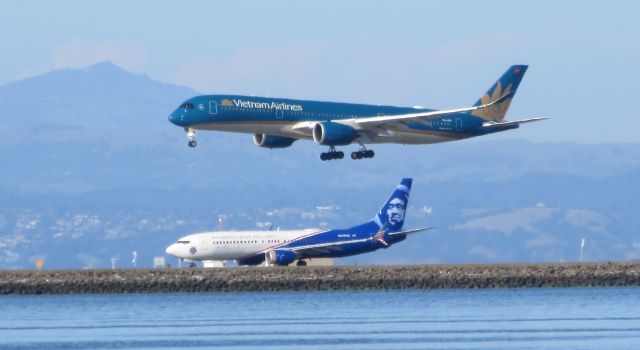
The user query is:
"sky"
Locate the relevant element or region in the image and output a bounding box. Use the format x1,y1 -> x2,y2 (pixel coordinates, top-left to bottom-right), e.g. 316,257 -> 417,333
1,0 -> 638,143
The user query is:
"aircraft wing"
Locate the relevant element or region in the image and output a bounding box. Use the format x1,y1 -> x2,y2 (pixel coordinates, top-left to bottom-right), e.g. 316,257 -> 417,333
288,237 -> 371,256
288,227 -> 434,255
482,117 -> 547,128
346,92 -> 513,130
290,92 -> 512,134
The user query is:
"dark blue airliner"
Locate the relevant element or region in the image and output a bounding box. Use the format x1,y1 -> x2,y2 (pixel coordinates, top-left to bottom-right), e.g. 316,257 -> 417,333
169,65 -> 544,160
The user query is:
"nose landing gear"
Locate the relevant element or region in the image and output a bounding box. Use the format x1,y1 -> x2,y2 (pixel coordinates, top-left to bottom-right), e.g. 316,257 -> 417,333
186,128 -> 197,148
320,146 -> 344,161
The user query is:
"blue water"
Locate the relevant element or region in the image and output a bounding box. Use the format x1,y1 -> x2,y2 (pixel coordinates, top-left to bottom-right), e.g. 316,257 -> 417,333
1,288 -> 639,350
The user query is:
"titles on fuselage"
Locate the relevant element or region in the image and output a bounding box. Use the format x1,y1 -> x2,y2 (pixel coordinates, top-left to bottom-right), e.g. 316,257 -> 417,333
224,98 -> 303,112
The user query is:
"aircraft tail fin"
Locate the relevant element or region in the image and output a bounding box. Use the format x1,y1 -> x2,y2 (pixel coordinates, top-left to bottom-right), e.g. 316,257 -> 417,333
372,178 -> 412,233
471,65 -> 528,122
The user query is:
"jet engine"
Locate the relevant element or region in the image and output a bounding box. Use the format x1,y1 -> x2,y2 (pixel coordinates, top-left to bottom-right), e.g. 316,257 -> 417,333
253,134 -> 297,148
265,249 -> 297,266
312,122 -> 358,146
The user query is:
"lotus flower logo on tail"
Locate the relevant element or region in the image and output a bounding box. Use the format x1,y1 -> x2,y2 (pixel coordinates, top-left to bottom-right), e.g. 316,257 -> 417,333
472,81 -> 513,122
221,99 -> 233,107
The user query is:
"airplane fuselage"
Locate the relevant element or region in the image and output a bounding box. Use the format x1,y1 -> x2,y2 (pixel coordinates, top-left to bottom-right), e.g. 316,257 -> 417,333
169,94 -> 509,145
166,223 -> 406,265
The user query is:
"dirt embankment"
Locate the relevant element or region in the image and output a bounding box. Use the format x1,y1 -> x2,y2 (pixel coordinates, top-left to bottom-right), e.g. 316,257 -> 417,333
1,262 -> 639,295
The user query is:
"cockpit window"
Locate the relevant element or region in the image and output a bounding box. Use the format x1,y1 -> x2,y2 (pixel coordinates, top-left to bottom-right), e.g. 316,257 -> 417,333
181,103 -> 194,110
177,240 -> 190,244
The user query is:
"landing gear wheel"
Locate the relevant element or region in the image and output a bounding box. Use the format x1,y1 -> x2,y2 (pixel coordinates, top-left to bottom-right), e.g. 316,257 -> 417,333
185,128 -> 197,148
320,147 -> 344,161
351,145 -> 374,160
296,260 -> 307,266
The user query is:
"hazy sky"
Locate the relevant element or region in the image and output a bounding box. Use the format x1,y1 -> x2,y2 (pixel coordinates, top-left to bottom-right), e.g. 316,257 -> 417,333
1,1 -> 638,143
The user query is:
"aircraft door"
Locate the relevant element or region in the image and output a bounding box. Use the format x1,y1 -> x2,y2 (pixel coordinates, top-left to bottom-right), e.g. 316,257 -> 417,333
209,101 -> 218,115
455,118 -> 462,131
275,109 -> 283,119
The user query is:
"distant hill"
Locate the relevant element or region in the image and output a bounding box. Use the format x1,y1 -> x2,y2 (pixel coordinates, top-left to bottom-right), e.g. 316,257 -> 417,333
0,61 -> 194,145
0,63 -> 639,269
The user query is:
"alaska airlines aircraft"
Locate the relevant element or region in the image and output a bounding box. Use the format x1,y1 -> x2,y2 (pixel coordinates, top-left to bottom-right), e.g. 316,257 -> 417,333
168,65 -> 544,160
165,178 -> 431,266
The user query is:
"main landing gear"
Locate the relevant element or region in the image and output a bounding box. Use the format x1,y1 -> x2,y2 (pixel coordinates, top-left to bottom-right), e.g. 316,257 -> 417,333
186,128 -> 197,148
320,145 -> 375,161
320,146 -> 344,161
351,145 -> 374,160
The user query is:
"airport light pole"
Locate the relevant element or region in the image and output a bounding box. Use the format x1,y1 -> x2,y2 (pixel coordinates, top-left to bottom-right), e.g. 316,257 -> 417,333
580,238 -> 586,262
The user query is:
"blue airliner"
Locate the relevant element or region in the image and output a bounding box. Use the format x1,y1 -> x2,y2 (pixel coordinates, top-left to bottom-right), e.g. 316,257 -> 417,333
165,178 -> 431,266
169,65 -> 544,160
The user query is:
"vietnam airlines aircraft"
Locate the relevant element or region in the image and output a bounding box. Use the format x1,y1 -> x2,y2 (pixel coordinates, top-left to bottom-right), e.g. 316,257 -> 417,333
165,178 -> 432,266
168,65 -> 544,161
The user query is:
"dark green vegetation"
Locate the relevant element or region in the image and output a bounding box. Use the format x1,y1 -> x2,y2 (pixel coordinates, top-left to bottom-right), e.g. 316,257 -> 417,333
1,263 -> 638,294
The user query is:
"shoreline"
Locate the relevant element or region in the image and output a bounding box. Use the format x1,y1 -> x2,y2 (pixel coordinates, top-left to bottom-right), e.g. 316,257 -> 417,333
1,262 -> 639,295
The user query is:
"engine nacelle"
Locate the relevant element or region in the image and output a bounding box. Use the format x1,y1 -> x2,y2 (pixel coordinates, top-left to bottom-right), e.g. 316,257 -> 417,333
265,249 -> 297,266
253,134 -> 297,148
312,122 -> 358,146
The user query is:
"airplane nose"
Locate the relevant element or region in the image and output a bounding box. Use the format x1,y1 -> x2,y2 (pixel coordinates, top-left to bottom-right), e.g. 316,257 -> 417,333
168,111 -> 179,125
165,244 -> 179,257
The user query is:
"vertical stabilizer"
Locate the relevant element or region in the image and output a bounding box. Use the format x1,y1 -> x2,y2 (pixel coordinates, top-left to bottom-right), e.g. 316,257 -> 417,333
472,65 -> 528,122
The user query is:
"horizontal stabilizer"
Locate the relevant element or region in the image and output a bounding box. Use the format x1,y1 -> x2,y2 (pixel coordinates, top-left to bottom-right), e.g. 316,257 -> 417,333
388,227 -> 435,236
482,117 -> 547,128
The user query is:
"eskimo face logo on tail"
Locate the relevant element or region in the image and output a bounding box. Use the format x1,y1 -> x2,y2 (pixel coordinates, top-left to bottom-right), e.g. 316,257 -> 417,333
377,189 -> 409,230
472,81 -> 513,122
386,197 -> 406,226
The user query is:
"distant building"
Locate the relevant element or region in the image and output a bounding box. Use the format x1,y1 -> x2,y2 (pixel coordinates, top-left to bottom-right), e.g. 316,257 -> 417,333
304,258 -> 334,266
203,260 -> 226,268
153,256 -> 165,268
